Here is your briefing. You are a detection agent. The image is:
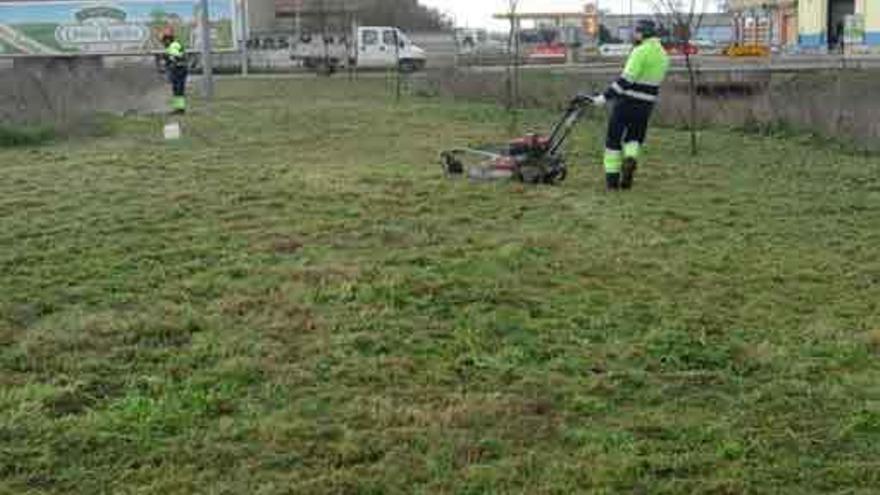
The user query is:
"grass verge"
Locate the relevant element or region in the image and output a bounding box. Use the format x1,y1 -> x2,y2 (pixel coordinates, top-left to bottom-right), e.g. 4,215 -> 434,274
1,78 -> 880,493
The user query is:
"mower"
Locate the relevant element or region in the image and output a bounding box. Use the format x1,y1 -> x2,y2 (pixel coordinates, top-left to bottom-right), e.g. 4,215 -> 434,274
441,95 -> 593,184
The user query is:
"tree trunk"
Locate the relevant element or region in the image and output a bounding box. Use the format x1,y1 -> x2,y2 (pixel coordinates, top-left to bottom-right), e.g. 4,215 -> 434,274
506,17 -> 515,111
395,35 -> 402,102
513,19 -> 520,111
685,52 -> 698,156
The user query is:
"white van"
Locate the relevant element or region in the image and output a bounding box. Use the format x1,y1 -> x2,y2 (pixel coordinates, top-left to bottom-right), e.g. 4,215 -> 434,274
292,26 -> 427,72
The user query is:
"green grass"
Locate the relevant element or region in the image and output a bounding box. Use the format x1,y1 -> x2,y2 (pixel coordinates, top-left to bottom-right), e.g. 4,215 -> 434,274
2,78 -> 880,493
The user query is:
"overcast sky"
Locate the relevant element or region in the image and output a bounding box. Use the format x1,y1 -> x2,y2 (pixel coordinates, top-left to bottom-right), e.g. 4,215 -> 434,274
419,0 -> 655,29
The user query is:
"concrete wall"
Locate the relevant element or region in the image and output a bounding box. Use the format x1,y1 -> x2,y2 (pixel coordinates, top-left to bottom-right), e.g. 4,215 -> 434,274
1,55 -> 165,124
248,0 -> 280,35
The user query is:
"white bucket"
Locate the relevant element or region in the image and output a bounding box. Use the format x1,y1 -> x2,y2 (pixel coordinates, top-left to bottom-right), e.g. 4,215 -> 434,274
163,122 -> 181,140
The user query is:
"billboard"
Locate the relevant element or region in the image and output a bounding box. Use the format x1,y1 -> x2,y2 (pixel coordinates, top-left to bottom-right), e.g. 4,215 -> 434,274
0,0 -> 238,54
843,14 -> 865,47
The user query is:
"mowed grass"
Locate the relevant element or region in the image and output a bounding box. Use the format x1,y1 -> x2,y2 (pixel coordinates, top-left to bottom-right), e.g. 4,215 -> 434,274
2,78 -> 880,494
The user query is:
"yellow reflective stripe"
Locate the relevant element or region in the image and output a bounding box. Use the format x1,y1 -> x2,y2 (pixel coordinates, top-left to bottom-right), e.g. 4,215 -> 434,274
167,41 -> 183,57
604,149 -> 623,172
624,142 -> 641,158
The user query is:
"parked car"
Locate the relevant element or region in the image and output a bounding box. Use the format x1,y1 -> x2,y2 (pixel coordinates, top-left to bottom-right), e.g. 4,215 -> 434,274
598,43 -> 632,57
664,41 -> 699,55
528,42 -> 568,63
693,38 -> 721,54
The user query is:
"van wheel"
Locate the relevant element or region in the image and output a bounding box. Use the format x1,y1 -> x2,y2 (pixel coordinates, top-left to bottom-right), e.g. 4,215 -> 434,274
398,59 -> 418,73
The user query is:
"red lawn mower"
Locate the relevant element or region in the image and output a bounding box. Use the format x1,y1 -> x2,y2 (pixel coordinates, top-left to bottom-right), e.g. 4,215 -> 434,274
440,95 -> 593,185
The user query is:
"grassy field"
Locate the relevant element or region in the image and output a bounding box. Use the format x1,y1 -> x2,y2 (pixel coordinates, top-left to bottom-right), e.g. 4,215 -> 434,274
2,78 -> 880,494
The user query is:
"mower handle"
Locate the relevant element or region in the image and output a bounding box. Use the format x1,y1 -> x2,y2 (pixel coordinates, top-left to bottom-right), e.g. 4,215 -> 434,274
571,94 -> 595,107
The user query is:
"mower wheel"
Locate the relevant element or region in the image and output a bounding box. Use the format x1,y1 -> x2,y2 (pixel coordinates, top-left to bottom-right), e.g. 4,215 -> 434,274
548,165 -> 567,184
515,166 -> 542,184
547,168 -> 566,184
441,152 -> 464,176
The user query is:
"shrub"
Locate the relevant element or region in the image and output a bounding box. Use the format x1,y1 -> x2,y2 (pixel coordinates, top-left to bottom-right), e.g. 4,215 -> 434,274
0,124 -> 54,147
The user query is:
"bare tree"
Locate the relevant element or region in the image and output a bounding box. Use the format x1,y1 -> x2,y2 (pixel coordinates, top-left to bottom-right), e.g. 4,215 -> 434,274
389,10 -> 403,102
342,10 -> 357,81
315,0 -> 333,76
650,0 -> 709,155
358,0 -> 449,30
504,0 -> 520,113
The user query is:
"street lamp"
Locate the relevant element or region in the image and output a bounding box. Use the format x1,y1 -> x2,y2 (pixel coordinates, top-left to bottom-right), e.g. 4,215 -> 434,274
198,0 -> 213,101
237,0 -> 249,75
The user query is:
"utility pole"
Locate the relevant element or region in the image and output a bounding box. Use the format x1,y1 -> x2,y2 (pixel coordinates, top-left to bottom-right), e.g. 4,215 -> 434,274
199,0 -> 214,101
240,0 -> 249,76
630,0 -> 634,39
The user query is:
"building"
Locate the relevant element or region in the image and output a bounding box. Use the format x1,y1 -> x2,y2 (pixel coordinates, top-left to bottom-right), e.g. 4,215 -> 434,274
728,0 -> 879,50
492,9 -> 596,47
601,13 -> 735,45
727,0 -> 797,47
799,0 -> 878,49
246,0 -> 357,36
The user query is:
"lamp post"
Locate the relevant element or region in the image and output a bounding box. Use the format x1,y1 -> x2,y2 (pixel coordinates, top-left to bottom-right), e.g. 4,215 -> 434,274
238,0 -> 249,75
199,0 -> 213,101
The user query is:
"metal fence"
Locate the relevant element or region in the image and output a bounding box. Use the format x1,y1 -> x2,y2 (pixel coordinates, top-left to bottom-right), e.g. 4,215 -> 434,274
3,29 -> 880,148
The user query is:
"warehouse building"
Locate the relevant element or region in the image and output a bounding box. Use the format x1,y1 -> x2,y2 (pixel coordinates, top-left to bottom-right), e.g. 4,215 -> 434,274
728,0 -> 879,51
798,0 -> 878,49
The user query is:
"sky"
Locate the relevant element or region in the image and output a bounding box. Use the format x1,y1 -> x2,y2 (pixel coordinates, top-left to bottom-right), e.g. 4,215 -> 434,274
418,0 -> 658,30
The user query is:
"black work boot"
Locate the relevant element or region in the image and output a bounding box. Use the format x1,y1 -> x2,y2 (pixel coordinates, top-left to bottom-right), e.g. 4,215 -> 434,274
606,172 -> 621,191
621,158 -> 638,190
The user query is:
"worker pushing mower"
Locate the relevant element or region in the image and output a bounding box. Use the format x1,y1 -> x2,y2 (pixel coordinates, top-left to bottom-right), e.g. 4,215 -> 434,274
584,19 -> 670,191
160,27 -> 189,115
442,19 -> 669,190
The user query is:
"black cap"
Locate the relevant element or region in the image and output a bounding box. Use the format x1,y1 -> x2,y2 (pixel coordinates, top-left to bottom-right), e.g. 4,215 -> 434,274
635,19 -> 658,38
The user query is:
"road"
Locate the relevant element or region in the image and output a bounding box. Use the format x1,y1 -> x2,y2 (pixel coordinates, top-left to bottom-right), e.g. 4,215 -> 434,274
4,51 -> 879,78
462,55 -> 880,75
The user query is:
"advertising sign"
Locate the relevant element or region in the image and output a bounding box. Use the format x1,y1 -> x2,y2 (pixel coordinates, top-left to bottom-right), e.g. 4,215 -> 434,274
0,0 -> 237,54
843,14 -> 866,53
843,14 -> 865,47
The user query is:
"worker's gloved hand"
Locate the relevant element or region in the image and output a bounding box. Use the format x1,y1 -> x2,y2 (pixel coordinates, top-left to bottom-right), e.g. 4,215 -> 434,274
573,93 -> 594,105
591,94 -> 607,107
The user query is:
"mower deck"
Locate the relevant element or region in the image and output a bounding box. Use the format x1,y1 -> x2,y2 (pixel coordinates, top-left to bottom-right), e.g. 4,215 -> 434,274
440,97 -> 591,185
